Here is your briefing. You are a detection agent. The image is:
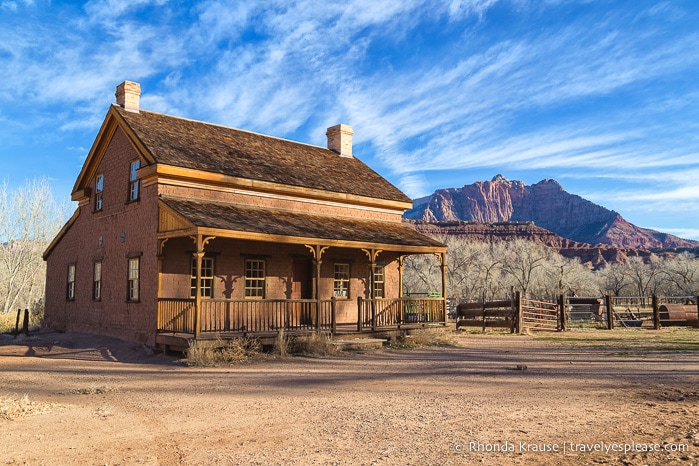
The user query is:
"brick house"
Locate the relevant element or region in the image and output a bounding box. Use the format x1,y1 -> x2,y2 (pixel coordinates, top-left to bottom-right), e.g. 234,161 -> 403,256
43,81 -> 447,348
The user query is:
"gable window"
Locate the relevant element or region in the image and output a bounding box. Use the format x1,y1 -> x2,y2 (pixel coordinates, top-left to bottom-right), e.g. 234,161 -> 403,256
93,261 -> 102,301
244,259 -> 265,298
190,257 -> 214,298
129,160 -> 140,201
372,265 -> 385,298
94,174 -> 104,211
333,263 -> 350,298
127,257 -> 140,301
66,264 -> 76,301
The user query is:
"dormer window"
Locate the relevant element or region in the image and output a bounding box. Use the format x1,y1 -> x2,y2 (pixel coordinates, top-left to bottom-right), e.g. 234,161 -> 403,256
94,174 -> 104,211
129,160 -> 141,201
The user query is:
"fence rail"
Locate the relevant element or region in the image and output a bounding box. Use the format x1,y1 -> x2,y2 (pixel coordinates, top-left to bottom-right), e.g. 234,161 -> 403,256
357,297 -> 446,331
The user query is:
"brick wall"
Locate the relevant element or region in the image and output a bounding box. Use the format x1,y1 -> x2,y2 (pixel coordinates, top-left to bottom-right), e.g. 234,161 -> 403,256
44,128 -> 159,344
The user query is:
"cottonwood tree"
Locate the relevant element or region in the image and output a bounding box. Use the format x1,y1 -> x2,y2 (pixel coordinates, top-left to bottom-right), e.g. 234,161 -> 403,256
0,179 -> 69,315
662,252 -> 699,296
500,239 -> 551,297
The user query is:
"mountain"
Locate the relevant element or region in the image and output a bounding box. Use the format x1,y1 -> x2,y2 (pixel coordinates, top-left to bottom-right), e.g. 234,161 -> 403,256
404,175 -> 698,249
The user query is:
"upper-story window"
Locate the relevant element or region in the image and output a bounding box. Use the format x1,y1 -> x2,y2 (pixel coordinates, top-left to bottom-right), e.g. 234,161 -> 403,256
129,160 -> 141,201
94,174 -> 104,211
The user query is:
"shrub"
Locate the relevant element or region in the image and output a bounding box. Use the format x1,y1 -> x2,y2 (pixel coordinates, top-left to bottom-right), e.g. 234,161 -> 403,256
389,328 -> 457,350
290,332 -> 337,357
186,336 -> 261,367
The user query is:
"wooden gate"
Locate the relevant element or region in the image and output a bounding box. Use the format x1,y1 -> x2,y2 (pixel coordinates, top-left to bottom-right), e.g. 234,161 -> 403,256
521,297 -> 559,331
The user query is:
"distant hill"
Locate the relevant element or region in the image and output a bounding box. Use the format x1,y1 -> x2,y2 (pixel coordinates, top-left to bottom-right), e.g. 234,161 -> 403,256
404,175 -> 698,250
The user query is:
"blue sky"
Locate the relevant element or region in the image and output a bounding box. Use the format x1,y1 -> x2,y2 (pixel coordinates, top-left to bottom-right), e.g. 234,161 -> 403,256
2,1 -> 699,240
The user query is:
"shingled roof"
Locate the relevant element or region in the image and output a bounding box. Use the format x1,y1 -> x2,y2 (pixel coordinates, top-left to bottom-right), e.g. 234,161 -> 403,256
160,196 -> 445,251
113,105 -> 411,204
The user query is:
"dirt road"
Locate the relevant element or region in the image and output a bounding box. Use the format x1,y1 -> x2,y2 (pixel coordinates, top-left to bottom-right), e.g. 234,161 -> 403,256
1,330 -> 698,465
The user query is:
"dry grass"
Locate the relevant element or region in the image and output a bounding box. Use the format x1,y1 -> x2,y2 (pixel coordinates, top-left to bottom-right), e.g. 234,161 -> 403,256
389,327 -> 458,349
289,332 -> 337,357
0,309 -> 43,335
272,329 -> 290,357
0,394 -> 58,420
187,336 -> 262,367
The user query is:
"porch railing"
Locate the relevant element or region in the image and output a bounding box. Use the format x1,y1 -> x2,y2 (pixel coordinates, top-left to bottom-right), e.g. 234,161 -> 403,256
200,299 -> 335,333
157,298 -> 195,333
357,297 -> 446,331
158,296 -> 446,335
157,298 -> 335,334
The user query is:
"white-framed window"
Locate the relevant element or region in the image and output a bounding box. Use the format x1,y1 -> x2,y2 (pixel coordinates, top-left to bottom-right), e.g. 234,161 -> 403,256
94,174 -> 104,211
128,257 -> 140,301
244,259 -> 265,298
93,261 -> 102,301
190,257 -> 214,298
333,263 -> 350,298
372,265 -> 385,298
66,264 -> 76,300
129,160 -> 140,201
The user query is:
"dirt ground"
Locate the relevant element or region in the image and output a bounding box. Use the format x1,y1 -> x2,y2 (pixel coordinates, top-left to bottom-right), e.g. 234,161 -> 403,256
1,328 -> 698,466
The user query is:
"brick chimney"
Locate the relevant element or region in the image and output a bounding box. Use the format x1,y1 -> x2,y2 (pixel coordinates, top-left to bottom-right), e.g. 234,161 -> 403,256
326,124 -> 354,157
115,81 -> 141,112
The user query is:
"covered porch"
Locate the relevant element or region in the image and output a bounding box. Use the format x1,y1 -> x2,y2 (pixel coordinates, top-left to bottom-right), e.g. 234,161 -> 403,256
155,197 -> 447,348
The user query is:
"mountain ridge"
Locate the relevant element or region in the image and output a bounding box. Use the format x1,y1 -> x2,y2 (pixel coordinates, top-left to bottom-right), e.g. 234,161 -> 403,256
403,175 -> 698,250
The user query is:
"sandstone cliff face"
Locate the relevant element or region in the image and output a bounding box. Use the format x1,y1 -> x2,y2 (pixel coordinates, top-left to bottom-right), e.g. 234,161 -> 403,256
405,176 -> 698,249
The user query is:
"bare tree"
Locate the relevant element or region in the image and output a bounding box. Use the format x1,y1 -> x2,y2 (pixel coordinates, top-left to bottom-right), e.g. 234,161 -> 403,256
500,239 -> 551,297
661,252 -> 699,296
0,179 -> 69,315
596,262 -> 632,296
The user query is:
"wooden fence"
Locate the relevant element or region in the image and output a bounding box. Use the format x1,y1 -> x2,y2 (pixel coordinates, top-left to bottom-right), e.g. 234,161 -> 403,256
455,293 -> 699,333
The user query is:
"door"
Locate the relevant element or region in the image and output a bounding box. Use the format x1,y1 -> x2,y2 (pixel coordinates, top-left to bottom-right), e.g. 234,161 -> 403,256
292,259 -> 313,325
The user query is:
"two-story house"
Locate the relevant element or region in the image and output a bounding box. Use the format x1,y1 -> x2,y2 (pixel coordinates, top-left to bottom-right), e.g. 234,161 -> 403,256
43,81 -> 447,350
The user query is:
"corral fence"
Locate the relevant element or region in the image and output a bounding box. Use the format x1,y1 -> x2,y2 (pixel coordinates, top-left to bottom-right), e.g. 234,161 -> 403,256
454,293 -> 699,333
454,292 -> 560,333
566,295 -> 699,330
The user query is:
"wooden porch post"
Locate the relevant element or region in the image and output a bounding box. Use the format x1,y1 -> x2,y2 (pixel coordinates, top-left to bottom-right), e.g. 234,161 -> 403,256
440,252 -> 448,322
193,246 -> 204,339
398,256 -> 405,298
305,245 -> 329,330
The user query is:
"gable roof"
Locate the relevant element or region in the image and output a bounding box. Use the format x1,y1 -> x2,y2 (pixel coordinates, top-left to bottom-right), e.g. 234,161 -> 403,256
160,196 -> 445,253
104,105 -> 411,204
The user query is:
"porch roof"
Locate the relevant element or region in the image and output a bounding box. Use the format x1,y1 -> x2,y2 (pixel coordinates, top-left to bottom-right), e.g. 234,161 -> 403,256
159,196 -> 445,253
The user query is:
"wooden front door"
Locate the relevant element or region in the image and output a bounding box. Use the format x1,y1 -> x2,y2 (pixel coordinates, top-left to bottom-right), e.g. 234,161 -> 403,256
292,259 -> 312,299
292,259 -> 313,325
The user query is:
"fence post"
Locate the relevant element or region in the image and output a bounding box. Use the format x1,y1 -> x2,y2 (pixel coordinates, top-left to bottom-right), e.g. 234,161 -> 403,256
652,295 -> 661,330
14,309 -> 22,337
481,298 -> 487,333
371,298 -> 376,332
357,297 -> 363,332
22,309 -> 29,336
516,291 -> 523,334
696,296 -> 699,328
559,294 -> 567,331
605,295 -> 614,330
